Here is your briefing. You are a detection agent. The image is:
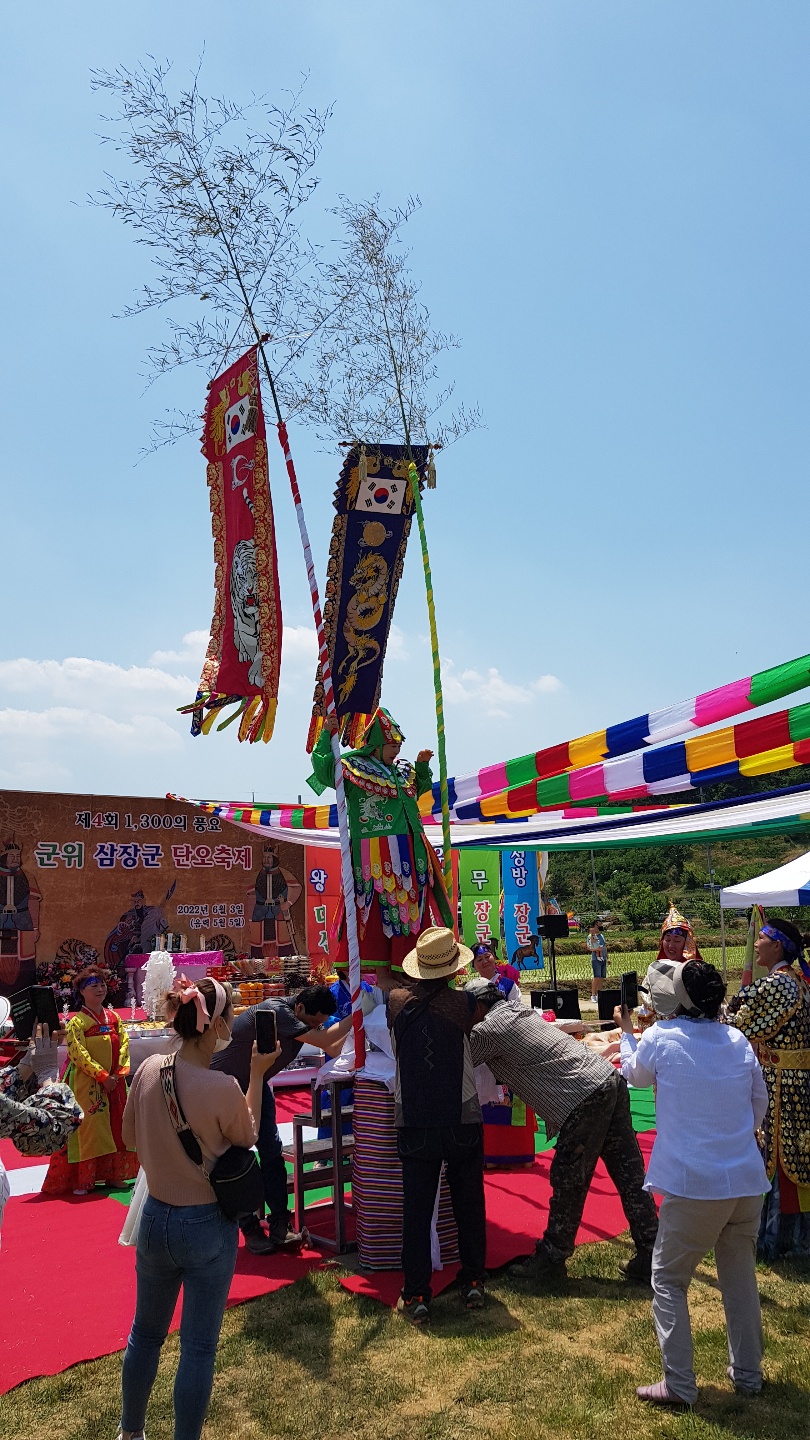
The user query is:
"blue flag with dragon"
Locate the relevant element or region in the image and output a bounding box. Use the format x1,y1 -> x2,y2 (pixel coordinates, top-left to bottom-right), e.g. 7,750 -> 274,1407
306,444 -> 429,753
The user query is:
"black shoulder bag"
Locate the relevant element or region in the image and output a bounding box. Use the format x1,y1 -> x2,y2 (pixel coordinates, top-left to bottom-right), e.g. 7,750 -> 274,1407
160,1056 -> 264,1221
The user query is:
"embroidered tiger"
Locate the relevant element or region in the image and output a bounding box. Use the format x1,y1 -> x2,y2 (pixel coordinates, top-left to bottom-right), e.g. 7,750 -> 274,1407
230,539 -> 264,686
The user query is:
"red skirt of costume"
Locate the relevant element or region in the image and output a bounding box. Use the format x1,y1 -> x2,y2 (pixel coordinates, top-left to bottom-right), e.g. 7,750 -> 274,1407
351,1077 -> 459,1270
333,891 -> 440,972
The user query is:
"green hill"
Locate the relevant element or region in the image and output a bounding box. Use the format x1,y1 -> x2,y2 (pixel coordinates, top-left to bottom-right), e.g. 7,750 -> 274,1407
545,765 -> 810,942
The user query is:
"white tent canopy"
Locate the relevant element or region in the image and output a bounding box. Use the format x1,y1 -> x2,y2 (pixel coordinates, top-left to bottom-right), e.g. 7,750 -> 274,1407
720,851 -> 810,909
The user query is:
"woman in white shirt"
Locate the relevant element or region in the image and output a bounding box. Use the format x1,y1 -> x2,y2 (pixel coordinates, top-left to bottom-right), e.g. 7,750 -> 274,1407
618,958 -> 768,1410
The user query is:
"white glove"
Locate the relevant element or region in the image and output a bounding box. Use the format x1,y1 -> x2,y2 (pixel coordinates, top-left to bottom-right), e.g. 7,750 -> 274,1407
360,985 -> 386,1015
24,1025 -> 61,1083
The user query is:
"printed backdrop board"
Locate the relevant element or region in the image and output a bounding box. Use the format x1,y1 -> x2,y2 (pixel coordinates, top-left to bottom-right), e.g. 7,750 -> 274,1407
0,790 -> 305,998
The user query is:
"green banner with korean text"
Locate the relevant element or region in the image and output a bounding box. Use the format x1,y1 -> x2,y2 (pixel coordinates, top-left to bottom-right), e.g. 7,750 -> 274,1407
458,848 -> 501,950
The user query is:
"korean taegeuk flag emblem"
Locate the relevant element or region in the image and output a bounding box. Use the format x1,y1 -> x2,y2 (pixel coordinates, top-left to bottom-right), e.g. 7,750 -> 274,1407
353,476 -> 406,514
225,394 -> 257,452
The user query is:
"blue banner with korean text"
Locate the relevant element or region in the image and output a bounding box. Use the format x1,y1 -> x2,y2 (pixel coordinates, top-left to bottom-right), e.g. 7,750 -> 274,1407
503,850 -> 542,969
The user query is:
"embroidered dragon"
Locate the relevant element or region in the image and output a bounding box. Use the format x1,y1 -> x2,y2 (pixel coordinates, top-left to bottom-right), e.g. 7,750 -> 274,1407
337,552 -> 389,703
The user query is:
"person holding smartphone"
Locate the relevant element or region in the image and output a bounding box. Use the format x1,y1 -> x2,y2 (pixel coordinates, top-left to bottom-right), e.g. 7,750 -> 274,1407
617,960 -> 768,1409
211,985 -> 352,1253
119,976 -> 280,1440
0,1005 -> 82,1243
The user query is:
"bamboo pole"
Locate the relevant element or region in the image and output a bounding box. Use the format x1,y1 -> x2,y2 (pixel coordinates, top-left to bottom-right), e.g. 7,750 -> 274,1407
407,462 -> 452,893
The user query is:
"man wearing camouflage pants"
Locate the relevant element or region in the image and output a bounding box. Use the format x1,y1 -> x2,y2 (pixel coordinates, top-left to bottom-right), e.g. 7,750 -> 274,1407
466,979 -> 658,1282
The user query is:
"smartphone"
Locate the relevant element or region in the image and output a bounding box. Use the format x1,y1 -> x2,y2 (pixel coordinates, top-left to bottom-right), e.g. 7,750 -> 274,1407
620,971 -> 639,1012
255,1007 -> 278,1055
9,986 -> 60,1043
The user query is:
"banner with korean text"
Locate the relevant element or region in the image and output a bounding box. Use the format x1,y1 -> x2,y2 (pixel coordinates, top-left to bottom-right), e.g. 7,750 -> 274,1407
304,845 -> 343,969
458,848 -> 501,949
503,849 -> 543,968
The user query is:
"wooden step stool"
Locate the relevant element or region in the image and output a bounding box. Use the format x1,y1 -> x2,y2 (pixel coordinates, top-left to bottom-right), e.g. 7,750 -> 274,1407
282,1076 -> 356,1254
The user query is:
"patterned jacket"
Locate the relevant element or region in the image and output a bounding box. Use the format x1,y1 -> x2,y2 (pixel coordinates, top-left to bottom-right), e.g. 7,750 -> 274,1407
0,1065 -> 83,1157
728,969 -> 810,1187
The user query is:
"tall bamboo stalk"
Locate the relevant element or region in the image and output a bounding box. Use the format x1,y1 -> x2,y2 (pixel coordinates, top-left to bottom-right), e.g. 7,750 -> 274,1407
406,463 -> 452,891
372,288 -> 454,897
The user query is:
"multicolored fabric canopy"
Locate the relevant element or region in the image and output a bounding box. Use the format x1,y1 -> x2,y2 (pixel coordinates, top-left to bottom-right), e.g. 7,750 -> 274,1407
421,652 -> 810,819
428,699 -> 810,823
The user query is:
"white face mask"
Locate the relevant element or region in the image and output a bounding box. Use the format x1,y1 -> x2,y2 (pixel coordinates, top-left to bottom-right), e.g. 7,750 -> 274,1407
213,1022 -> 232,1053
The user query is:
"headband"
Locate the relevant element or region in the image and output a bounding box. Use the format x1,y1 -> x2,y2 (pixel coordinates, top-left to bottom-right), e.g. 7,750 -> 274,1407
173,974 -> 227,1033
761,924 -> 800,958
760,924 -> 810,979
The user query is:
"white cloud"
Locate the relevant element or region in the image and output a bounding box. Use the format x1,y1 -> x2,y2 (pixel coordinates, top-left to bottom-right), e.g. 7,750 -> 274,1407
0,630 -> 568,797
0,707 -> 183,791
149,631 -> 211,665
386,625 -> 409,662
0,657 -> 193,715
280,625 -> 318,668
0,707 -> 182,749
441,662 -> 563,718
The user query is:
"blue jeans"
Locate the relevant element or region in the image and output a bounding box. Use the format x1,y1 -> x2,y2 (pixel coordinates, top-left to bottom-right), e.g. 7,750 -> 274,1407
121,1196 -> 238,1440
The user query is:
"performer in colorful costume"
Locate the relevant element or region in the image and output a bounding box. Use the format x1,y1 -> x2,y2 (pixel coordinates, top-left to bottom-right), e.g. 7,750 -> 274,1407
657,903 -> 702,963
308,707 -> 454,986
727,917 -> 810,1240
43,966 -> 138,1195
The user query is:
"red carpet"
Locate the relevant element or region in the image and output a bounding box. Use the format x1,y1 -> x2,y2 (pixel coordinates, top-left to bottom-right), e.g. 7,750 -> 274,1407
340,1132 -> 656,1304
0,1190 -> 325,1396
272,1085 -> 313,1124
0,1138 -> 47,1171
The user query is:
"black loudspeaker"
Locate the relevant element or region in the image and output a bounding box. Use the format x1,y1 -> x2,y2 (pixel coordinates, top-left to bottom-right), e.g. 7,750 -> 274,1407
532,987 -> 582,1020
597,988 -> 622,1021
536,914 -> 570,940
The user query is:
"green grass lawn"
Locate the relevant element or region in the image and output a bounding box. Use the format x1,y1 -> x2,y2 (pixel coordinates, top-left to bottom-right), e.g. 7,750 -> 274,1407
2,1241 -> 807,1440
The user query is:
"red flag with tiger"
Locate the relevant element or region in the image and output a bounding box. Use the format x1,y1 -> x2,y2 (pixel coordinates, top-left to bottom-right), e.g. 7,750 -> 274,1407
183,346 -> 282,743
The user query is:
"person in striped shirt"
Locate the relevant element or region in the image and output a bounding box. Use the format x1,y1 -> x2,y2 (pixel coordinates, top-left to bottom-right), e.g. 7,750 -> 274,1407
466,977 -> 658,1282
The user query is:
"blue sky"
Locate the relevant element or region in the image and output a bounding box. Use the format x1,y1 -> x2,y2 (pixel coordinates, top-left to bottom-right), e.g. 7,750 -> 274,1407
3,2 -> 809,802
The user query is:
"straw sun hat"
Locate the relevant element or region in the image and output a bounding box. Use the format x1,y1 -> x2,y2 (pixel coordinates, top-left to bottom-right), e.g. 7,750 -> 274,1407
402,926 -> 473,981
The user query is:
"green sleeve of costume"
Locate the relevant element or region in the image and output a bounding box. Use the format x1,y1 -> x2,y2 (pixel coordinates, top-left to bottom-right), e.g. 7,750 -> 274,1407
307,728 -> 338,796
414,760 -> 434,800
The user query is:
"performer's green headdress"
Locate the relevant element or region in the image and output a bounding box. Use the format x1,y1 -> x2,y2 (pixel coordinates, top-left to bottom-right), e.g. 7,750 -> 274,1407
306,706 -> 404,794
354,707 -> 404,757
